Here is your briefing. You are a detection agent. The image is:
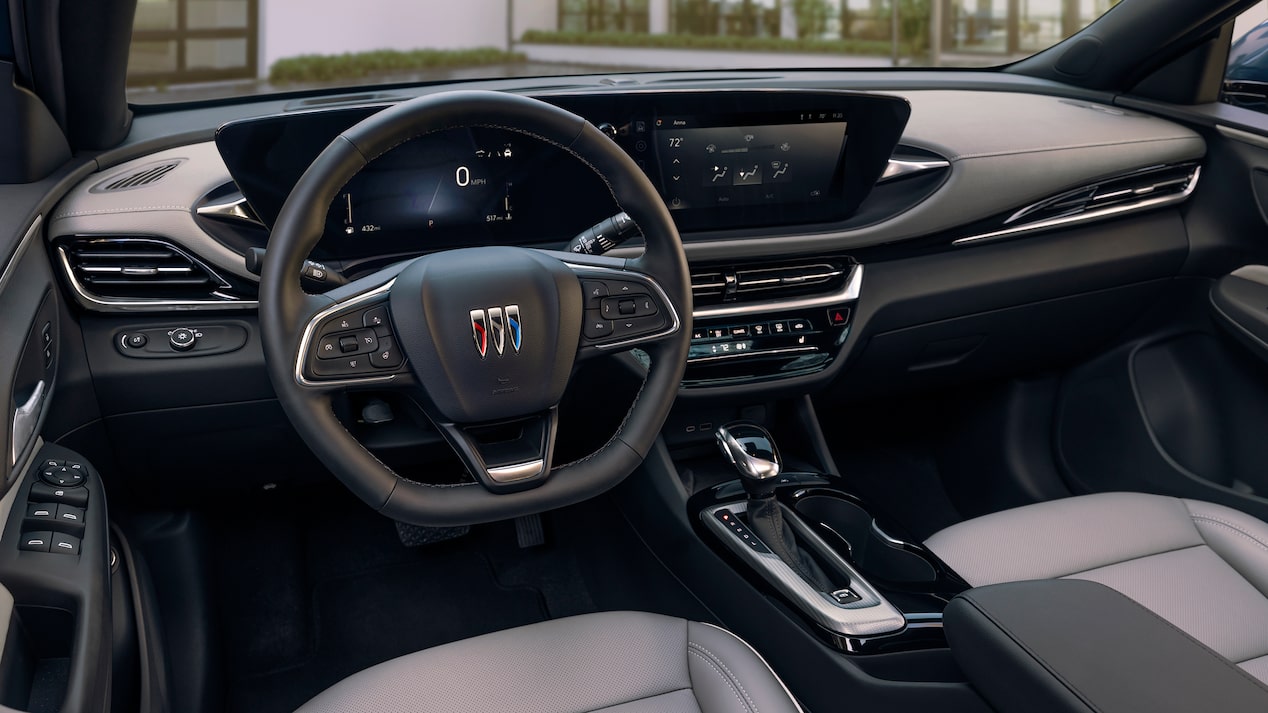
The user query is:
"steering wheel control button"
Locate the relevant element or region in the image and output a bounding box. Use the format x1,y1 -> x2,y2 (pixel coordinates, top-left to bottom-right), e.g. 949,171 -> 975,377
30,482 -> 89,507
612,314 -> 666,338
124,333 -> 148,349
370,338 -> 403,368
362,305 -> 389,327
50,533 -> 81,556
168,327 -> 198,351
19,532 -> 52,553
582,281 -> 608,307
584,314 -> 614,339
338,335 -> 359,353
311,355 -> 375,377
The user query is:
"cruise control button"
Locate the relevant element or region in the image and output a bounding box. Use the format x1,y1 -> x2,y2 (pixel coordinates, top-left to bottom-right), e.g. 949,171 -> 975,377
326,313 -> 360,333
51,533 -> 80,555
338,335 -> 359,353
311,355 -> 376,378
603,280 -> 642,297
370,338 -> 403,368
317,335 -> 343,359
19,531 -> 52,552
363,305 -> 389,327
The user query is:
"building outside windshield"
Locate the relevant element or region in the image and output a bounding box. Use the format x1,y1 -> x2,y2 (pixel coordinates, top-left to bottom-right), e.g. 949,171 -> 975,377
127,0 -> 1128,104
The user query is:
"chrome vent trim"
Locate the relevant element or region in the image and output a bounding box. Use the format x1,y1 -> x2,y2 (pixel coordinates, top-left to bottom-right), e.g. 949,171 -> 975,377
90,159 -> 184,193
954,163 -> 1200,247
56,236 -> 256,312
878,157 -> 951,184
693,262 -> 847,306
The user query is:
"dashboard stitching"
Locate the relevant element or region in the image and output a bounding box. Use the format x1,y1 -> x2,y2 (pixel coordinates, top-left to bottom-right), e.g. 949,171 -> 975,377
948,136 -> 1199,162
54,205 -> 192,217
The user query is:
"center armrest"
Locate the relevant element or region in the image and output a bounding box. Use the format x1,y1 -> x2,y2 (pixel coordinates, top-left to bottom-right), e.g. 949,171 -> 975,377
945,579 -> 1268,713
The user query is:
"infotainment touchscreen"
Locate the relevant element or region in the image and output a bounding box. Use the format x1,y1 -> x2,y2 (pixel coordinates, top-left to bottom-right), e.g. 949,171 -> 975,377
653,111 -> 847,214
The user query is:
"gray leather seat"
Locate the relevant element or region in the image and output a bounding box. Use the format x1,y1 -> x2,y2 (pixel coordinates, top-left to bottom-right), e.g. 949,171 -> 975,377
295,611 -> 803,713
926,492 -> 1268,684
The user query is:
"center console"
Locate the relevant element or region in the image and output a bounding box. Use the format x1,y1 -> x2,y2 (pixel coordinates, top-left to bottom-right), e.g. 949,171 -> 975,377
687,420 -> 966,654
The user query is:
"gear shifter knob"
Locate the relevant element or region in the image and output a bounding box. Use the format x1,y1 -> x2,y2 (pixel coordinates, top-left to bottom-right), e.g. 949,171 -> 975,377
716,422 -> 781,498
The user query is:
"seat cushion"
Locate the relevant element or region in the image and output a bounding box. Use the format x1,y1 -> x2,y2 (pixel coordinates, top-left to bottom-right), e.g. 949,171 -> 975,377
926,492 -> 1268,683
294,611 -> 803,713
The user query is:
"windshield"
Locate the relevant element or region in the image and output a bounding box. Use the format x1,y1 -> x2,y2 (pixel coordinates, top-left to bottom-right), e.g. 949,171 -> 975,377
126,0 -> 1122,104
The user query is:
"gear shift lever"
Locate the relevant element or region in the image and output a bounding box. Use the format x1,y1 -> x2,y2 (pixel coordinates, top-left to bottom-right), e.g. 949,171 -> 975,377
716,423 -> 835,591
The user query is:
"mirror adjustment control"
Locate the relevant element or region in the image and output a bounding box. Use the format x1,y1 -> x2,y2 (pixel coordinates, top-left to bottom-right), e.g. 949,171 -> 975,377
41,463 -> 85,488
169,327 -> 198,351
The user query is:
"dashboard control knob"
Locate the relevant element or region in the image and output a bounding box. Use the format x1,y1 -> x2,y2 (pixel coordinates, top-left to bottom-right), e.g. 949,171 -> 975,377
596,122 -> 618,139
169,327 -> 198,351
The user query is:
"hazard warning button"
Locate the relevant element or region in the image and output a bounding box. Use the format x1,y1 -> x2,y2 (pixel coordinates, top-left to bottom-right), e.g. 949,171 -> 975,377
826,308 -> 851,327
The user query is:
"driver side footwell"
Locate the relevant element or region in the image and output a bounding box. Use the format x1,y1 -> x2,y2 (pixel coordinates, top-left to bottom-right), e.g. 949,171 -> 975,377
196,487 -> 710,713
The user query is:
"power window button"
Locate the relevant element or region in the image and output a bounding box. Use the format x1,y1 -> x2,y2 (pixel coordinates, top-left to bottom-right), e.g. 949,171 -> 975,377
55,504 -> 86,527
51,533 -> 81,556
26,503 -> 55,521
30,482 -> 89,507
19,532 -> 52,552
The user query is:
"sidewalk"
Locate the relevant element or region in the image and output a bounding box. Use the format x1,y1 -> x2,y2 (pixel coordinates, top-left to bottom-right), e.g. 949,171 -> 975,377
514,42 -> 897,70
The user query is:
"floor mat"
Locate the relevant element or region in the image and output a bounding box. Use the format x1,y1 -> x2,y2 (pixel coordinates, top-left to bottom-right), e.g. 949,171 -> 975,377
208,487 -> 710,713
212,491 -> 547,713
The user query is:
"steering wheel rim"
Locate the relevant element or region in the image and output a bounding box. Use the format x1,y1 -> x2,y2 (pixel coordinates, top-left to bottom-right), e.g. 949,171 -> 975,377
259,90 -> 692,526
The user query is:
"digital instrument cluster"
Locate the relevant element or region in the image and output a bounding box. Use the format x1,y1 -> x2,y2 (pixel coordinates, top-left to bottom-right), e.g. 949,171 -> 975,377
215,90 -> 909,259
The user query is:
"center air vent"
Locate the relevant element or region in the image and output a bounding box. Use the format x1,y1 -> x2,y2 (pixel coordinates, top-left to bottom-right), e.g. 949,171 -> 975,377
90,159 -> 184,193
56,236 -> 241,307
692,261 -> 847,306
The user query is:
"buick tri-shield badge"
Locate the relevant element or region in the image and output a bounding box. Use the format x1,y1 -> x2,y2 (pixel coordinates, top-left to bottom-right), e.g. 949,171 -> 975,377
470,306 -> 521,358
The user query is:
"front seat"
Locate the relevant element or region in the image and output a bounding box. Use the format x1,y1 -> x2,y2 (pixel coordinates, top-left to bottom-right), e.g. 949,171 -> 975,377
926,492 -> 1268,683
295,611 -> 803,713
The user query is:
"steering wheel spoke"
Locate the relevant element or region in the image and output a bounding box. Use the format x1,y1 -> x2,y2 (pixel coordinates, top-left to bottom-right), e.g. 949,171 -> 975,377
434,407 -> 560,492
569,261 -> 683,360
295,277 -> 413,391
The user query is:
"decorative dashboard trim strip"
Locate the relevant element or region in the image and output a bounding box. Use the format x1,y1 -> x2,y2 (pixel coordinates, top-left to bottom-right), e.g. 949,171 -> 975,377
951,165 -> 1200,247
693,264 -> 862,320
0,216 -> 43,294
878,158 -> 951,184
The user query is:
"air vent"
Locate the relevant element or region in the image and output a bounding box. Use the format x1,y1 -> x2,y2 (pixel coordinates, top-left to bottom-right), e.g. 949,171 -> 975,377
57,237 -> 237,305
954,163 -> 1201,247
90,159 -> 184,193
1006,163 -> 1199,227
693,262 -> 847,306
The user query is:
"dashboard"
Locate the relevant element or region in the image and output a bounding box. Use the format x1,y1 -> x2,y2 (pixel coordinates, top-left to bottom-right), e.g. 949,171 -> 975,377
40,79 -> 1207,397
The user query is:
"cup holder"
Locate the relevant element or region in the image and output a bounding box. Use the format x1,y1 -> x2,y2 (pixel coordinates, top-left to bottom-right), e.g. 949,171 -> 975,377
794,495 -> 938,584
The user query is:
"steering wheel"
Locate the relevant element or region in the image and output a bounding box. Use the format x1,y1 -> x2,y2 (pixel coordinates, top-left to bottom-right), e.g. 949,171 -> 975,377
259,91 -> 692,526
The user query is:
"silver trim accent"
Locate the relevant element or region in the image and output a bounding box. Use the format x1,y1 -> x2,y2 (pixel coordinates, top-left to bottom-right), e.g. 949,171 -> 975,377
952,165 -> 1201,247
0,216 -> 42,294
486,459 -> 544,483
1217,124 -> 1268,152
870,520 -> 909,548
195,194 -> 262,225
56,242 -> 257,312
878,158 -> 951,183
688,345 -> 817,364
565,263 -> 682,350
702,501 -> 906,638
11,380 -> 45,467
294,280 -> 399,388
715,424 -> 780,479
694,263 -> 863,320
